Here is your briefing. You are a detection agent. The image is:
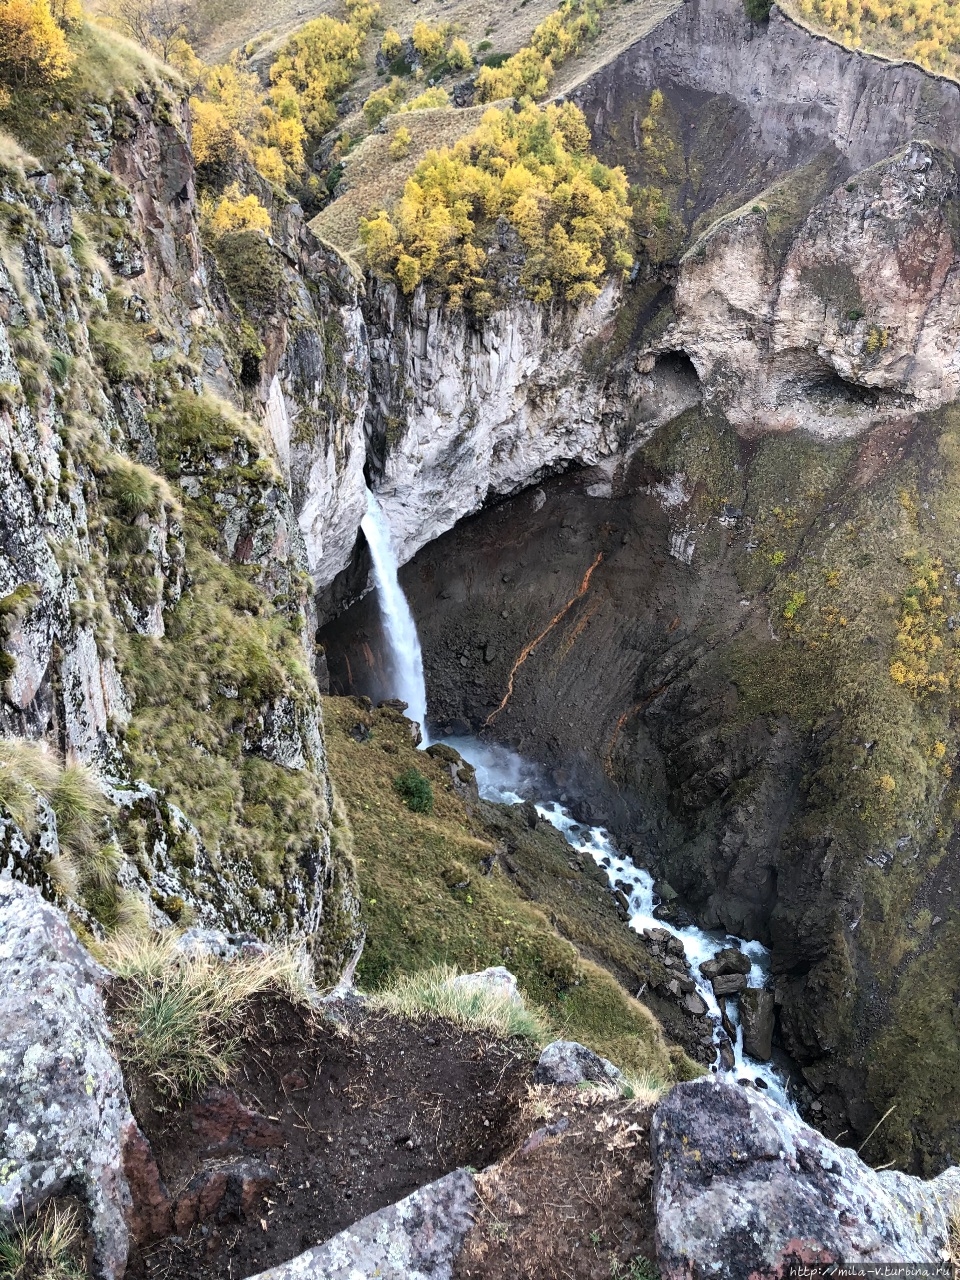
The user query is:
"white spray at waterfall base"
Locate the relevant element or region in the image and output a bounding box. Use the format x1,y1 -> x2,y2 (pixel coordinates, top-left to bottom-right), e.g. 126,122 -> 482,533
361,488 -> 429,743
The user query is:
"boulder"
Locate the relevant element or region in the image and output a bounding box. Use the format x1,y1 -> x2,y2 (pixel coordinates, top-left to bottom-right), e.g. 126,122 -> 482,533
246,1169 -> 477,1279
533,1040 -> 624,1088
740,988 -> 775,1061
711,972 -> 747,997
0,879 -> 134,1278
699,946 -> 751,980
448,966 -> 522,1005
652,1079 -> 960,1278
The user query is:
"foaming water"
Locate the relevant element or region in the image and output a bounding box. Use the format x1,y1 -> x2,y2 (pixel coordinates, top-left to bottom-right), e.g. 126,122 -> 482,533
441,734 -> 794,1107
361,488 -> 428,742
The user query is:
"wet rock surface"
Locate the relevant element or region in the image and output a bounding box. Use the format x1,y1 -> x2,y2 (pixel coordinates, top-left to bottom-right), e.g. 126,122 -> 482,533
652,1079 -> 960,1276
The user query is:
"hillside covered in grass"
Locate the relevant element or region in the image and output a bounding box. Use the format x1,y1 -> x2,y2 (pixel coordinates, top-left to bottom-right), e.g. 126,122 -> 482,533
322,697 -> 700,1084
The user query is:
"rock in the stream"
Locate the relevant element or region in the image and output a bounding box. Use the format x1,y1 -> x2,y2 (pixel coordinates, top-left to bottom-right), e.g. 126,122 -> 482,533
533,1040 -> 624,1088
740,988 -> 776,1061
246,1168 -> 477,1279
699,946 -> 751,980
0,879 -> 134,1278
652,1079 -> 960,1277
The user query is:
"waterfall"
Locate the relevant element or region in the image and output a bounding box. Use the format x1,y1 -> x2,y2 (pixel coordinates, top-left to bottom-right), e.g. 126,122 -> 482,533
361,487 -> 429,743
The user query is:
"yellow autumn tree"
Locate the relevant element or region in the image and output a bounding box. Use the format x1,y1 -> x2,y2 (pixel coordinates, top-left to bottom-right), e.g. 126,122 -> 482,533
359,101 -> 631,311
203,183 -> 272,234
476,0 -> 604,102
270,0 -> 379,140
0,0 -> 75,88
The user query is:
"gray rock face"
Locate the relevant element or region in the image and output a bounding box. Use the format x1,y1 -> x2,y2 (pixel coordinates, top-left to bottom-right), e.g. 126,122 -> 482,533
740,988 -> 776,1061
652,1079 -> 960,1276
246,1169 -> 477,1279
533,1040 -> 624,1088
0,879 -> 134,1279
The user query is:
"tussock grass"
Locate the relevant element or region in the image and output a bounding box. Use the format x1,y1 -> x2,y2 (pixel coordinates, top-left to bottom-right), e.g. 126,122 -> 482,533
103,932 -> 313,1094
0,1203 -> 86,1280
0,132 -> 38,179
368,963 -> 550,1042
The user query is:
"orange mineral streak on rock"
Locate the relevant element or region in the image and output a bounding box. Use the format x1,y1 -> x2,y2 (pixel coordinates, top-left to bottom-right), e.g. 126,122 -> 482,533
484,553 -> 604,727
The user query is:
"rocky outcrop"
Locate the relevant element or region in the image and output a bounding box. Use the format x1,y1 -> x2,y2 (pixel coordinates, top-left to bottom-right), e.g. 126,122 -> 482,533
653,1079 -> 960,1276
247,1170 -> 477,1280
0,879 -> 135,1278
669,140 -> 960,435
359,280 -> 699,574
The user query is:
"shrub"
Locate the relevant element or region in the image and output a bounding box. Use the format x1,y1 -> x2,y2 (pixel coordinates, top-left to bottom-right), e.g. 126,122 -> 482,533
104,932 -> 312,1093
380,26 -> 402,58
393,765 -> 434,812
362,75 -> 405,126
743,0 -> 772,19
359,101 -> 632,310
411,17 -> 446,60
203,182 -> 271,235
388,124 -> 411,159
447,35 -> 472,69
369,963 -> 549,1040
398,85 -> 449,112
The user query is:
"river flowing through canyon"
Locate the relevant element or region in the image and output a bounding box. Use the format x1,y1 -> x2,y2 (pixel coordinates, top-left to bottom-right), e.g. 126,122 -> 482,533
361,491 -> 793,1105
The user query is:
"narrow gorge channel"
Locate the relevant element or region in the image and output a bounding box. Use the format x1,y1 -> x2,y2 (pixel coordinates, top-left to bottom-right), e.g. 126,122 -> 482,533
327,483 -> 794,1107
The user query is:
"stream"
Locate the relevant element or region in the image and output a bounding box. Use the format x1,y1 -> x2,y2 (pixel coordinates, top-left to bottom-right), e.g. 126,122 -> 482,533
360,487 -> 795,1107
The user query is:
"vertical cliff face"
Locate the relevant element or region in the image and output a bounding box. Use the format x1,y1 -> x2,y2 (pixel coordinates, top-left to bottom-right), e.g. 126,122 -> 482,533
0,52 -> 362,972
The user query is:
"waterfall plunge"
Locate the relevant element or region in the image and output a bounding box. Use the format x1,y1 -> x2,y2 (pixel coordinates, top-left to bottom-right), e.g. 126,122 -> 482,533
361,488 -> 429,743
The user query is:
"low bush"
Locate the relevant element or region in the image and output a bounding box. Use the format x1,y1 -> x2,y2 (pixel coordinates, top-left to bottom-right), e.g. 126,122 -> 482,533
393,765 -> 434,812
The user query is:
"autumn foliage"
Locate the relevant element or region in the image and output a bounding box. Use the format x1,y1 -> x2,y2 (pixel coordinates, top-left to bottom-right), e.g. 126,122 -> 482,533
476,0 -> 604,102
0,0 -> 77,89
793,0 -> 960,76
359,101 -> 632,311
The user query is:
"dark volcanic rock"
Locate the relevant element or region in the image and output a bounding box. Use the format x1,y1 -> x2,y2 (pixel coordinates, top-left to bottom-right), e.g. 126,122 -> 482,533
652,1080 -> 960,1277
699,947 -> 751,980
740,989 -> 775,1062
711,972 -> 747,997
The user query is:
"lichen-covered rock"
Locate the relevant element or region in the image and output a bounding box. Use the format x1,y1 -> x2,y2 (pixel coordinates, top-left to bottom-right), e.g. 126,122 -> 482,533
0,879 -> 134,1278
246,1168 -> 477,1279
652,1079 -> 960,1276
533,1040 -> 624,1088
448,965 -> 522,1005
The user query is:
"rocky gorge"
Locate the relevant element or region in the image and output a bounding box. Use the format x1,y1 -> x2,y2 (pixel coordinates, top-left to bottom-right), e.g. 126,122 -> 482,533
2,0 -> 960,1269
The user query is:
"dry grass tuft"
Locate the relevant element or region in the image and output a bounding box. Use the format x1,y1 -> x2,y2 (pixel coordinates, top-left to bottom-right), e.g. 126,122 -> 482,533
368,963 -> 551,1042
103,932 -> 314,1094
0,1202 -> 86,1280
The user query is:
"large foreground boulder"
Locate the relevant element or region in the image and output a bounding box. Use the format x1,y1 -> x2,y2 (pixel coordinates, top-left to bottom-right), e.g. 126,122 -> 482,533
247,1169 -> 477,1279
0,878 -> 135,1278
653,1079 -> 960,1276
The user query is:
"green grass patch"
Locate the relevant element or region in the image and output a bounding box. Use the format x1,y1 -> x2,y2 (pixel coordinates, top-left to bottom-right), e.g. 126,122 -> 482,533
103,932 -> 312,1095
323,697 -> 688,1083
